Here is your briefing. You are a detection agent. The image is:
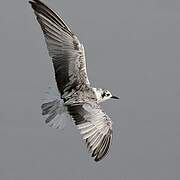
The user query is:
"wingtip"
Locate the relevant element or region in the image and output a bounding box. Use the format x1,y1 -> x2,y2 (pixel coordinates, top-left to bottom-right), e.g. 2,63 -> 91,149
28,0 -> 42,5
29,0 -> 39,2
92,130 -> 112,162
28,0 -> 36,6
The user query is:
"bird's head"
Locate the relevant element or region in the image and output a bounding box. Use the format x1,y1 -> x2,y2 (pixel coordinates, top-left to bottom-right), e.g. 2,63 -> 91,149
94,88 -> 119,103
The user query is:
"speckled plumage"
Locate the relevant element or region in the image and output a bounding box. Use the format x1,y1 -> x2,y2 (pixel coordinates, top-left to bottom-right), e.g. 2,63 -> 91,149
29,0 -> 118,162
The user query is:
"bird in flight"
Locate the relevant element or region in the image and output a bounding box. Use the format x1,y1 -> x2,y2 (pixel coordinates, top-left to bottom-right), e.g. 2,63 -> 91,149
29,0 -> 119,162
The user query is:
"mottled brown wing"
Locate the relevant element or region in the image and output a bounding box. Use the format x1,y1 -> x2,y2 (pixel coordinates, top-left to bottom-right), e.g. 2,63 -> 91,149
67,102 -> 113,162
29,0 -> 90,98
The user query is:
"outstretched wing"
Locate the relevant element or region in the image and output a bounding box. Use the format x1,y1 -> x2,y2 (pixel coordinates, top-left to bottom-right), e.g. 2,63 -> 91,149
67,102 -> 113,162
29,0 -> 90,98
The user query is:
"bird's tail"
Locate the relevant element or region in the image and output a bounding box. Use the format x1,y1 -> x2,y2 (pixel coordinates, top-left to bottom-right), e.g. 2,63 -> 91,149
41,87 -> 68,130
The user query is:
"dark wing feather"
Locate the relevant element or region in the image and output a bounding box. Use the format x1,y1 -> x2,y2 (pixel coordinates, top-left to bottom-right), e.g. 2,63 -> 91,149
67,102 -> 113,162
29,0 -> 90,98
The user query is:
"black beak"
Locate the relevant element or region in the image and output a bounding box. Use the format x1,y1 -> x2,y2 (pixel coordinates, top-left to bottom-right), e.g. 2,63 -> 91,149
111,95 -> 120,99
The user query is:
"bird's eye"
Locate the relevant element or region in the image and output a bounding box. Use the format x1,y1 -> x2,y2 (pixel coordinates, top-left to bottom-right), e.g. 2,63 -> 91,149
102,92 -> 110,98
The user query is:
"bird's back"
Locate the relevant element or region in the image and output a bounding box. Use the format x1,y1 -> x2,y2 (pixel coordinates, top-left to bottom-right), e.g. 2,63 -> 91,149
63,86 -> 98,105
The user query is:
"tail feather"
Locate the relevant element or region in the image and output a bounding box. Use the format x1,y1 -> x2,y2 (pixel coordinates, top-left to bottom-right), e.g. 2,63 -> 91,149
41,87 -> 68,130
41,100 -> 59,116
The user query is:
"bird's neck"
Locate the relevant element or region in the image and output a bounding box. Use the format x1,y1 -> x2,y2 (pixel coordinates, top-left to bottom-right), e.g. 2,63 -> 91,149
92,88 -> 103,103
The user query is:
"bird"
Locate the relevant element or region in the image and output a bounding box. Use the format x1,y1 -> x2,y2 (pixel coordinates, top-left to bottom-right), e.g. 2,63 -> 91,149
29,0 -> 119,162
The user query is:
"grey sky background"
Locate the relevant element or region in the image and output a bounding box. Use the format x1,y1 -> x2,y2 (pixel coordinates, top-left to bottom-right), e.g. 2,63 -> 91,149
0,0 -> 180,179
